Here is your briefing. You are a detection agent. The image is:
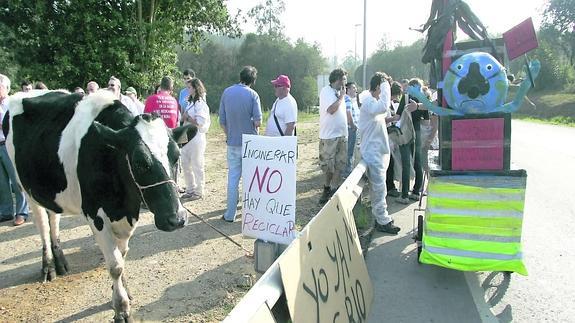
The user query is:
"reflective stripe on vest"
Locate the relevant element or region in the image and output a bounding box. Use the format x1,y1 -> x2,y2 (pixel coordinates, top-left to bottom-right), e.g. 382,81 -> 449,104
424,245 -> 522,261
425,230 -> 522,243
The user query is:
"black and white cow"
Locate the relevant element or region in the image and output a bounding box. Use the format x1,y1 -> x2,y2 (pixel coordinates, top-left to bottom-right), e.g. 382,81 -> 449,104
5,90 -> 196,322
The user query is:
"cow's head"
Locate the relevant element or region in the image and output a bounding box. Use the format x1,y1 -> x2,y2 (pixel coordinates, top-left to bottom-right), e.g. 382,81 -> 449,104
93,114 -> 197,232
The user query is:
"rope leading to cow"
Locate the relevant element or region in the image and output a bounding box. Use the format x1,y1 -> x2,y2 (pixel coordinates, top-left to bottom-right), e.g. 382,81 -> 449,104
183,205 -> 254,258
124,154 -> 253,258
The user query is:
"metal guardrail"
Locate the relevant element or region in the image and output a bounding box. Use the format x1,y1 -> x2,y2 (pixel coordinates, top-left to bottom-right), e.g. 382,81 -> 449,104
223,161 -> 367,322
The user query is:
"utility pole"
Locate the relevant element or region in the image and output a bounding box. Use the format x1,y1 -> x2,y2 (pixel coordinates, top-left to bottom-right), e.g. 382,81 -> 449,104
362,0 -> 367,89
354,23 -> 361,63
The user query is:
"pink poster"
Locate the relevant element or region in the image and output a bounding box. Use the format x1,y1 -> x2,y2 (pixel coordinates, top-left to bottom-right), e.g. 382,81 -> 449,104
451,118 -> 505,170
503,18 -> 539,60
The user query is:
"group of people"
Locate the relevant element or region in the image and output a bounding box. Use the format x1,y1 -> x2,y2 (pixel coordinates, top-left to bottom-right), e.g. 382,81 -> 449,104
0,71 -> 214,225
2,66 -> 436,235
317,68 -> 438,235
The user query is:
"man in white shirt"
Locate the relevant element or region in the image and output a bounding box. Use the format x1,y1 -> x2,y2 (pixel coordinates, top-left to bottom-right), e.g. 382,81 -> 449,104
318,68 -> 348,204
265,75 -> 297,136
107,76 -> 140,116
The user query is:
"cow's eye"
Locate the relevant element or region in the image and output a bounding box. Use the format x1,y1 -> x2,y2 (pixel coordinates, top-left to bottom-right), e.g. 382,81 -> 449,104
131,151 -> 152,172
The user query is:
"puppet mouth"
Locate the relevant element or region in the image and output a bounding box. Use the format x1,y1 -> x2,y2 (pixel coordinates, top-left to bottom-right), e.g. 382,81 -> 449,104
460,99 -> 486,113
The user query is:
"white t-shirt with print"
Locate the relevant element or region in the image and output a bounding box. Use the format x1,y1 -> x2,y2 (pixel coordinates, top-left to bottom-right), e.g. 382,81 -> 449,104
319,85 -> 348,139
265,94 -> 298,136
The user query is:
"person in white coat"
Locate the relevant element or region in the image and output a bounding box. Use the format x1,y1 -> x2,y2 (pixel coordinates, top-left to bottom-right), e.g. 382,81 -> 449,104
180,78 -> 211,200
359,72 -> 400,234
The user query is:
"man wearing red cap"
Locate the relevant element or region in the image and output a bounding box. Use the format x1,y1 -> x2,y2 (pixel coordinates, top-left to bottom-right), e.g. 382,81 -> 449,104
265,75 -> 297,136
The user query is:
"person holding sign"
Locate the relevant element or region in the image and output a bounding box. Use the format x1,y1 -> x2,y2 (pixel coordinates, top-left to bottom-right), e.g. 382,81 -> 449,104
264,75 -> 297,136
219,66 -> 263,222
318,68 -> 348,204
180,78 -> 211,201
359,72 -> 400,234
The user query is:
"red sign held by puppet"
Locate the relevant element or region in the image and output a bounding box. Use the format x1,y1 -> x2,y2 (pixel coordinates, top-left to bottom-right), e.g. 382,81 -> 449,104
503,18 -> 539,60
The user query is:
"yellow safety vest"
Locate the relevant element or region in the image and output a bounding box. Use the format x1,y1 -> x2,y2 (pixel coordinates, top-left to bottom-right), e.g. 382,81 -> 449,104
420,171 -> 528,275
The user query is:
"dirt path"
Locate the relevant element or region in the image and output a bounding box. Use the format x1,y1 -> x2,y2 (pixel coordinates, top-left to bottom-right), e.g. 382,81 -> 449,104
0,119 -> 324,322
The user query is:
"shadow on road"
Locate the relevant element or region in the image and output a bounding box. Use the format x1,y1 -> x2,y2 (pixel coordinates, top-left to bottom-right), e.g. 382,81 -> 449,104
366,230 -> 482,323
133,257 -> 252,321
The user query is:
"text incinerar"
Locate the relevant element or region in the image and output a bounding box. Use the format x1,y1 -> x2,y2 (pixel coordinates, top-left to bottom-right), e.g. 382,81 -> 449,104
243,139 -> 296,164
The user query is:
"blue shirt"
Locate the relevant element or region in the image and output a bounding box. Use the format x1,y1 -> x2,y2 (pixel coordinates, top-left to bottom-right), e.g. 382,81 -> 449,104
219,84 -> 262,146
345,95 -> 360,128
178,87 -> 190,112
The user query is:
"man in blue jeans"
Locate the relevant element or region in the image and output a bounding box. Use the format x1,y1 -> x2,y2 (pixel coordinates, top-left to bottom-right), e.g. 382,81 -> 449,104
0,74 -> 29,226
219,66 -> 262,222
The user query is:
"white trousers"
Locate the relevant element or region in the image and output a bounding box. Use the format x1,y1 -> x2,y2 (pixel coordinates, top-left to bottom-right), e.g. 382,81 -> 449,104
181,132 -> 206,195
364,152 -> 392,225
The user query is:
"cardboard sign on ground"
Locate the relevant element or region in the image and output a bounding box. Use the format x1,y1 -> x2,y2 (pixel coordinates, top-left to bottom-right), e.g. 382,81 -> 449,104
279,194 -> 373,322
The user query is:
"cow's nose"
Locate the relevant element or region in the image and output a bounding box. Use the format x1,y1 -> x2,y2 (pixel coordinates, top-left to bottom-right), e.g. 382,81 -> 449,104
176,208 -> 189,228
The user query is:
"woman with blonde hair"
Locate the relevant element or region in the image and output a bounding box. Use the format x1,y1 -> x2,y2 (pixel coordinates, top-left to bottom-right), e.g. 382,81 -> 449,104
181,78 -> 211,200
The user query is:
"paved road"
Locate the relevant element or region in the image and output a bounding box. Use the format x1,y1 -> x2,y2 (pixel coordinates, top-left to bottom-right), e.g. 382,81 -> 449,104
367,120 -> 574,322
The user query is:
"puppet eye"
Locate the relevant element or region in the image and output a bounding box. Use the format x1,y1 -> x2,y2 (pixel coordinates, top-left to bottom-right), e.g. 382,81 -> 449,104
486,64 -> 493,71
457,64 -> 463,70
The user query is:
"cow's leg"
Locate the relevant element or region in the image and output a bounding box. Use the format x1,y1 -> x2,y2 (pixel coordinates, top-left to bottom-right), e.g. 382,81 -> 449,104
88,215 -> 133,323
48,211 -> 69,275
116,237 -> 134,301
113,217 -> 137,301
29,202 -> 57,282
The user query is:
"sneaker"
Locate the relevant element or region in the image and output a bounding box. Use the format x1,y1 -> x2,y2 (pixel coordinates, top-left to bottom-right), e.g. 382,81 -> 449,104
181,192 -> 202,201
387,189 -> 400,197
13,214 -> 28,226
408,193 -> 420,201
319,186 -> 331,204
396,197 -> 411,204
375,221 -> 401,234
221,215 -> 234,223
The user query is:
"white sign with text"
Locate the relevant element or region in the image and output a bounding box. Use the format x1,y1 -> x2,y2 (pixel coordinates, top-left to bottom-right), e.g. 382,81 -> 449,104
241,134 -> 297,244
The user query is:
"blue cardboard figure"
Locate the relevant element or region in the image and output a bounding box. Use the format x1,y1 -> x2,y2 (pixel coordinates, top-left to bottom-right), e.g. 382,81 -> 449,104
408,52 -> 541,116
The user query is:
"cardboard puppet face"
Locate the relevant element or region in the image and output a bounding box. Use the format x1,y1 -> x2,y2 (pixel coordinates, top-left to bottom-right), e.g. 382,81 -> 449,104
442,52 -> 508,114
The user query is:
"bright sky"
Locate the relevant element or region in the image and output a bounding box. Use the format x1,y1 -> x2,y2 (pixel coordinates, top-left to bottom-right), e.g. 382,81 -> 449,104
226,0 -> 547,62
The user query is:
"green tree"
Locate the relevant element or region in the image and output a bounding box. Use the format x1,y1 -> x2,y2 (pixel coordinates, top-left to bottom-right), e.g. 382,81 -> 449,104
177,36 -> 241,112
368,39 -> 429,81
236,34 -> 325,110
341,51 -> 361,82
542,0 -> 575,66
247,0 -> 286,39
0,0 -> 238,93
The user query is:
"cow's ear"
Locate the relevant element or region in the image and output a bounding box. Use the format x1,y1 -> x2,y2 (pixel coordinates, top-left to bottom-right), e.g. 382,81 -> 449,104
92,121 -> 127,150
171,124 -> 198,145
